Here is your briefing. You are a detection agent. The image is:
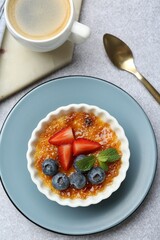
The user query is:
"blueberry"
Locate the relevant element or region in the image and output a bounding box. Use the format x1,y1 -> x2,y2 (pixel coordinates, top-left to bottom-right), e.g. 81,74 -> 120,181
52,173 -> 69,190
73,155 -> 86,173
87,167 -> 105,185
42,159 -> 58,176
69,172 -> 86,189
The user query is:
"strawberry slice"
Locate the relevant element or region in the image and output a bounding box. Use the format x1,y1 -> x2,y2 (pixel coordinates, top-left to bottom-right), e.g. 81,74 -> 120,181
49,126 -> 74,146
73,138 -> 101,156
58,144 -> 73,171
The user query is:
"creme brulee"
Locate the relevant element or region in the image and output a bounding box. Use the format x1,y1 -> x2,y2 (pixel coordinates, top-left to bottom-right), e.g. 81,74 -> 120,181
34,112 -> 122,199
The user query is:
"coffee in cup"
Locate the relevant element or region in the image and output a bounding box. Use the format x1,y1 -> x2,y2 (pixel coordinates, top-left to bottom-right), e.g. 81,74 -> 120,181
7,0 -> 71,40
5,0 -> 91,52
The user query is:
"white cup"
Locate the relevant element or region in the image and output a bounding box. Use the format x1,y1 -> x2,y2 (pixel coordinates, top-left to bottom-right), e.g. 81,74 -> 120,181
4,0 -> 91,52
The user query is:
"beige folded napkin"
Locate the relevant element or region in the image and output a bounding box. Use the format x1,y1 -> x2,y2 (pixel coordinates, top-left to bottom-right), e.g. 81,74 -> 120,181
0,0 -> 82,101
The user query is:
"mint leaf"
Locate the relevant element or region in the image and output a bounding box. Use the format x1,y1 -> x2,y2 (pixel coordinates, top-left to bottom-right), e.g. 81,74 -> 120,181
97,148 -> 120,163
99,161 -> 109,171
76,155 -> 95,172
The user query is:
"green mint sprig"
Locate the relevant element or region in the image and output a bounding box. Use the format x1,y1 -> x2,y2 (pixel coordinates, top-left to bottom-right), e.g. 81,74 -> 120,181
75,148 -> 120,172
97,148 -> 120,163
76,155 -> 95,172
99,161 -> 109,171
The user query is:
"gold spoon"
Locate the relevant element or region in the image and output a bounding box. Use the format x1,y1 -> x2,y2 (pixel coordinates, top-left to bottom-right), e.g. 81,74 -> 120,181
103,33 -> 160,104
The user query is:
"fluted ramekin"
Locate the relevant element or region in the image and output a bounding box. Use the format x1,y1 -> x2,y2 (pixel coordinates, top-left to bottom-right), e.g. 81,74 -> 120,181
26,104 -> 130,207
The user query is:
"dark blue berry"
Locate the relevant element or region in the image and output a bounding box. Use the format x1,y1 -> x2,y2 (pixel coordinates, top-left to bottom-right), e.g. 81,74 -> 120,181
73,155 -> 86,173
87,167 -> 105,185
69,172 -> 86,189
42,159 -> 58,176
52,173 -> 69,190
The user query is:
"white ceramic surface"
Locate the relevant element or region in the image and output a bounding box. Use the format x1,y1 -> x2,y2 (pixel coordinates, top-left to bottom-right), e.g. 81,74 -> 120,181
4,0 -> 90,52
27,103 -> 130,207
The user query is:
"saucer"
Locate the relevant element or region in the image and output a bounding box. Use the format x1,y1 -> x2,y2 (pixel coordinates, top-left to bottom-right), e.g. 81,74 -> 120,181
0,76 -> 157,235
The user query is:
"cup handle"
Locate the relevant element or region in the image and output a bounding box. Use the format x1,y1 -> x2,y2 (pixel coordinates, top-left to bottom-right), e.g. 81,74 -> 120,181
68,21 -> 91,44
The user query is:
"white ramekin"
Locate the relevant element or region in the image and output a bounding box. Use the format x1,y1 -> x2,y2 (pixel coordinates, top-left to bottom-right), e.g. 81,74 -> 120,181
26,104 -> 130,207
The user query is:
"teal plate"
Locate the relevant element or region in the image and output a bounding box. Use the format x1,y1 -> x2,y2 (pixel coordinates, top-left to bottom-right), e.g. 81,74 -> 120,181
0,76 -> 157,235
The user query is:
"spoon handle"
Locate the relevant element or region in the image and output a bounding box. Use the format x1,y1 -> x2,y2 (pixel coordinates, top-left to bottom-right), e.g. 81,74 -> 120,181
134,72 -> 160,104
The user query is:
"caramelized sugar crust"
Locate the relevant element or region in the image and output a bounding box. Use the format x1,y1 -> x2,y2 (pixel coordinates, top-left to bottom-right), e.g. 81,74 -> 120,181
34,112 -> 121,199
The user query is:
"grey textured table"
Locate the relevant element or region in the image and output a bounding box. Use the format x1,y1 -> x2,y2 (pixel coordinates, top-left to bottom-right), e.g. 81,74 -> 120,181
0,0 -> 160,239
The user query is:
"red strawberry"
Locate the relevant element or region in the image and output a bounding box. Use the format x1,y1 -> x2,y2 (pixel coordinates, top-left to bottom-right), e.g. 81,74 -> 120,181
73,138 -> 101,156
49,126 -> 74,146
58,144 -> 73,171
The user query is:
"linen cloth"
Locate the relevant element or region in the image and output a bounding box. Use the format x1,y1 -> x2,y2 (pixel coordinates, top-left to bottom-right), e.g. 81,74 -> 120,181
0,4 -> 5,47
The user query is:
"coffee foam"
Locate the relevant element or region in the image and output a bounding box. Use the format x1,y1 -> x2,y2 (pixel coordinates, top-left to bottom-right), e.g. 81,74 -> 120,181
8,0 -> 71,40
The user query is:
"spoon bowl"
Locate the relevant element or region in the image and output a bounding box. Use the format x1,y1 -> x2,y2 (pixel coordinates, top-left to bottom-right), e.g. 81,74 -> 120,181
103,33 -> 160,104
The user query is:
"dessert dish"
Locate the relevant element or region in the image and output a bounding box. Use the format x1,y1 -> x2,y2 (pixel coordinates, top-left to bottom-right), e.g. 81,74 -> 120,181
27,104 -> 130,207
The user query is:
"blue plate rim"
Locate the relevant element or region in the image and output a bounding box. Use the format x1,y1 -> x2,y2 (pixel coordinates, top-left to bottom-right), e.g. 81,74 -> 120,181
0,75 -> 158,236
